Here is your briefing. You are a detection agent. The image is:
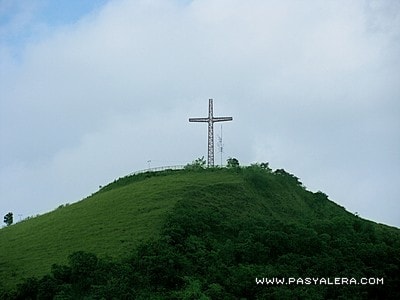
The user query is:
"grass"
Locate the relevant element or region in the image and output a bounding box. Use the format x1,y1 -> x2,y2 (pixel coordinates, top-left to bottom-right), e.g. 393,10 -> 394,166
0,169 -> 241,288
0,166 -> 397,292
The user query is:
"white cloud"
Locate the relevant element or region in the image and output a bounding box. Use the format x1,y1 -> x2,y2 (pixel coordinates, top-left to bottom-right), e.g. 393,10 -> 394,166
0,0 -> 399,227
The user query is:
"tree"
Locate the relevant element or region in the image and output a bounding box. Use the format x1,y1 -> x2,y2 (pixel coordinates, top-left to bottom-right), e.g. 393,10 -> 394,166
185,156 -> 207,170
4,212 -> 13,226
68,251 -> 99,292
260,162 -> 272,172
226,157 -> 239,168
274,169 -> 303,186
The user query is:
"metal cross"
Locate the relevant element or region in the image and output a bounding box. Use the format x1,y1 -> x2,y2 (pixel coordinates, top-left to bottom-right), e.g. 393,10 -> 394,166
189,99 -> 233,167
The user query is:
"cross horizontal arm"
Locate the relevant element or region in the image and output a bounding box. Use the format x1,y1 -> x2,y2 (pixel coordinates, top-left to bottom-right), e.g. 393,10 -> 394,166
189,118 -> 209,122
213,117 -> 233,122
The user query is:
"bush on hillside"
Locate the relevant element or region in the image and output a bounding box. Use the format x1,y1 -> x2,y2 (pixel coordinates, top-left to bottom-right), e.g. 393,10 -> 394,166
3,166 -> 400,299
185,156 -> 207,170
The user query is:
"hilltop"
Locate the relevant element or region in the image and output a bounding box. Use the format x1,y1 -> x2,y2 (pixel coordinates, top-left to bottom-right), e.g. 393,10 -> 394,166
0,169 -> 236,286
1,165 -> 399,299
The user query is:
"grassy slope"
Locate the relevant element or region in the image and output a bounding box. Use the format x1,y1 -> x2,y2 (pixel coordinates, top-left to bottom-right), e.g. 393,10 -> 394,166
0,170 -> 240,288
0,168 -> 398,291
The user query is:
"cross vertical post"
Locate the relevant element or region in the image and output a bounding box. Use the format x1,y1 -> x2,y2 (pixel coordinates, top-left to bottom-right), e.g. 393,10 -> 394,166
208,99 -> 214,167
189,99 -> 233,167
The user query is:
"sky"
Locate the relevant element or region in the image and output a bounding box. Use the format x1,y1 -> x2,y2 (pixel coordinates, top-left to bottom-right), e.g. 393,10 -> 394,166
0,0 -> 399,227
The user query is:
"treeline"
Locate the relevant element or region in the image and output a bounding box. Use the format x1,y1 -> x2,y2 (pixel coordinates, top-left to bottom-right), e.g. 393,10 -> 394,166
2,166 -> 399,299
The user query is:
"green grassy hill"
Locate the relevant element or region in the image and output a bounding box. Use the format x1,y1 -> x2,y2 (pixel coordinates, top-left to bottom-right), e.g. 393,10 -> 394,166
1,166 -> 399,299
0,169 -> 241,288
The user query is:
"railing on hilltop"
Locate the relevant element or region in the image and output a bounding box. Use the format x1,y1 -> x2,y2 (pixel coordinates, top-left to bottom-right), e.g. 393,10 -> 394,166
128,165 -> 186,176
126,164 -> 234,178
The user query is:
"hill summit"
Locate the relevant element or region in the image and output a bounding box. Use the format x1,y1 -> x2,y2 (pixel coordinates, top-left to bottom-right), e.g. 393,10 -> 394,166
1,164 -> 399,299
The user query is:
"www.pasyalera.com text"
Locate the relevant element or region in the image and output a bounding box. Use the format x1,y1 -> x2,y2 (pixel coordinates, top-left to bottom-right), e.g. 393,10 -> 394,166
255,277 -> 384,285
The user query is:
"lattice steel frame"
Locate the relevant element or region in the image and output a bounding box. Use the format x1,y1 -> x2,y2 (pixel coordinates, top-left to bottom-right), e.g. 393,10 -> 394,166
189,99 -> 233,167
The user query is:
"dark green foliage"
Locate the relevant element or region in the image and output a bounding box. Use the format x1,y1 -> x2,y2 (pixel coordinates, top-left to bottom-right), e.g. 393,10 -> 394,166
2,166 -> 400,299
3,212 -> 13,226
14,277 -> 39,300
274,168 -> 303,187
226,157 -> 240,168
4,252 -> 135,299
185,156 -> 207,170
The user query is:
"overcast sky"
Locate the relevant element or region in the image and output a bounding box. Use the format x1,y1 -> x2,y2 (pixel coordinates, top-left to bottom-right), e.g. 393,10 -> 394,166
1,0 -> 399,228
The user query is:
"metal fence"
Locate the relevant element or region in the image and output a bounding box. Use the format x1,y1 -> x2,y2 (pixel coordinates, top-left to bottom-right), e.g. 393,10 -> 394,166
128,165 -> 186,176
